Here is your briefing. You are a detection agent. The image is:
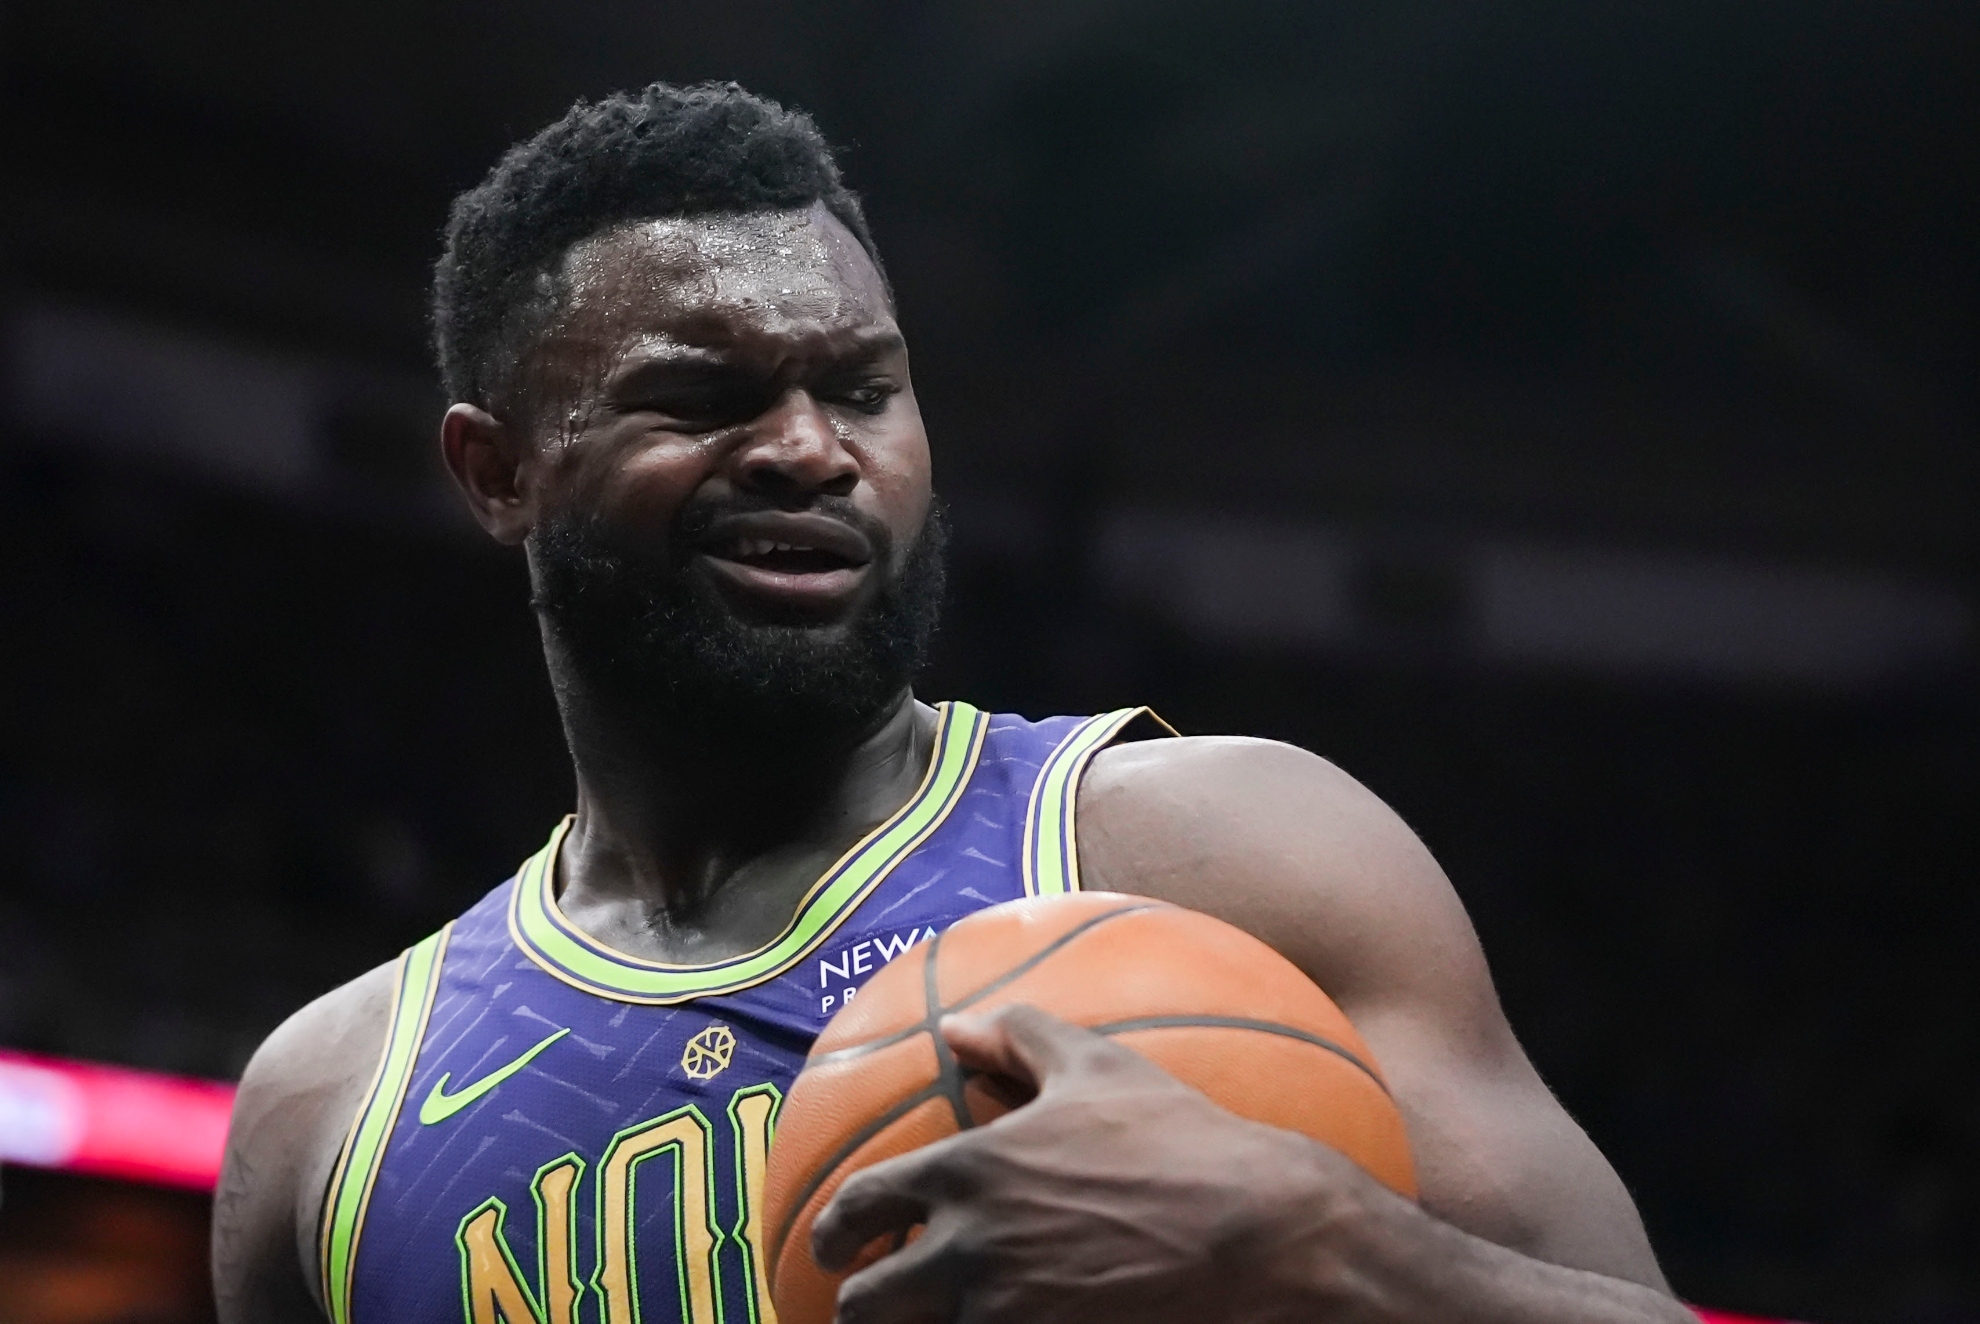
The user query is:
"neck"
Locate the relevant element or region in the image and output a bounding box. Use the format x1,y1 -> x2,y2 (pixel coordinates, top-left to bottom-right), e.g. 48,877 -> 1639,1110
548,650 -> 935,940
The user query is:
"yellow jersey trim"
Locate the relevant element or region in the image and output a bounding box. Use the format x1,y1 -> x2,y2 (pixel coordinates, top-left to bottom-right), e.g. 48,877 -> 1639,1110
319,924 -> 452,1324
508,702 -> 989,1004
1023,707 -> 1168,896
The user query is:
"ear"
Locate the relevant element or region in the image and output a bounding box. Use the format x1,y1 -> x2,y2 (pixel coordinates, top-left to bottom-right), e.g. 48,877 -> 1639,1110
441,404 -> 536,545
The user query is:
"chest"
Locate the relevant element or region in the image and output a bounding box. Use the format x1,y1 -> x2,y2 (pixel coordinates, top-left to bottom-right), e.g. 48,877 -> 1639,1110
341,883 -> 1015,1324
324,704 -> 1132,1324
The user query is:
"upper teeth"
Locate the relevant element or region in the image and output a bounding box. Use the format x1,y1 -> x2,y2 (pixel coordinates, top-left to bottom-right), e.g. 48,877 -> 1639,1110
734,538 -> 808,557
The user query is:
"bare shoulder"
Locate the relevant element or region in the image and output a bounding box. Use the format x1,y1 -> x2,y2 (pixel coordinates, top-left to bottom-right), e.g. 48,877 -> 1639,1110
213,959 -> 400,1324
1078,733 -> 1419,864
1076,735 -> 1489,1018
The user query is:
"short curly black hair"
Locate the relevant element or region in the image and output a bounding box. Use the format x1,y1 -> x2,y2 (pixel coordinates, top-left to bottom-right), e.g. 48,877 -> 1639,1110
433,80 -> 885,416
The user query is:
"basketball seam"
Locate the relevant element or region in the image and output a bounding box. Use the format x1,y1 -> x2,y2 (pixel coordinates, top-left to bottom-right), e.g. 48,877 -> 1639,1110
766,1082 -> 943,1282
1090,1015 -> 1392,1098
924,929 -> 973,1132
944,902 -> 1166,1015
801,902 -> 1166,1068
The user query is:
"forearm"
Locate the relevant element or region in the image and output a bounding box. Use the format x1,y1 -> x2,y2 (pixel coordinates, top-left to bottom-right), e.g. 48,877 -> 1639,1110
1269,1169 -> 1692,1324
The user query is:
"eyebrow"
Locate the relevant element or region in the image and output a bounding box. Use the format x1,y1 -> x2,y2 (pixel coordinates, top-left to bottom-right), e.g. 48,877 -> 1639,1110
599,355 -> 744,406
835,327 -> 907,356
607,341 -> 729,372
605,326 -> 907,385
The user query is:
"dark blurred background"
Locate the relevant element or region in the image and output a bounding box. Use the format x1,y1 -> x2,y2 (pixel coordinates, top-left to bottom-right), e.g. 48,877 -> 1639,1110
0,1 -> 1974,1320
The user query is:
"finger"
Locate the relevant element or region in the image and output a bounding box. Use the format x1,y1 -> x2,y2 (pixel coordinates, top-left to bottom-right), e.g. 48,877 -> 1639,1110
833,1218 -> 962,1324
940,1003 -> 1112,1087
812,1145 -> 949,1271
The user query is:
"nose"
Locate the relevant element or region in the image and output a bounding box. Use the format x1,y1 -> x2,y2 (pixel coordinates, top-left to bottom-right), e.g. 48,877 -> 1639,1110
727,389 -> 859,502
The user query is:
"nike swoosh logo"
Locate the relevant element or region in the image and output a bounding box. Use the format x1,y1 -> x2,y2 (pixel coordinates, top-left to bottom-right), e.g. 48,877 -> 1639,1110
418,1027 -> 570,1125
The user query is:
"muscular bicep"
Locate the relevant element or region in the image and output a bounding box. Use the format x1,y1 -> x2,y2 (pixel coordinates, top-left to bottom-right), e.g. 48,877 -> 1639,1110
1078,736 -> 1668,1289
214,963 -> 396,1324
1349,984 -> 1667,1285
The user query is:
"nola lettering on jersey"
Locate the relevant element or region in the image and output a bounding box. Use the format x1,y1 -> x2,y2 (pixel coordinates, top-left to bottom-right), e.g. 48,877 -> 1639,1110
456,1083 -> 783,1324
816,926 -> 938,1015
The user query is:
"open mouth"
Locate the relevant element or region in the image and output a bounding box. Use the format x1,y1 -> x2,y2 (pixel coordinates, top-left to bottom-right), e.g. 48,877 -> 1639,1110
711,537 -> 864,575
695,516 -> 877,608
693,512 -> 877,606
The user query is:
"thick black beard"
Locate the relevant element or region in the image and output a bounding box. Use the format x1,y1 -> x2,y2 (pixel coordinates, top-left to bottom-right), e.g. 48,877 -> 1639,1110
528,498 -> 947,759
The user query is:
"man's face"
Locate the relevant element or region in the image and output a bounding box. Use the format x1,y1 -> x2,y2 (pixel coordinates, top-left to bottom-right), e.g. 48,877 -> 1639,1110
465,203 -> 943,746
518,202 -> 931,627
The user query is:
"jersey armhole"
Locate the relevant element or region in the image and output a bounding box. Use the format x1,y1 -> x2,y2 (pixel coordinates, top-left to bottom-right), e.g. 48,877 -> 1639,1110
1023,707 -> 1177,896
316,925 -> 452,1324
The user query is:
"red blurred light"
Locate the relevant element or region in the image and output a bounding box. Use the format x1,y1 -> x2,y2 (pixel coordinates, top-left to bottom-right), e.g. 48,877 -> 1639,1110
0,1049 -> 235,1190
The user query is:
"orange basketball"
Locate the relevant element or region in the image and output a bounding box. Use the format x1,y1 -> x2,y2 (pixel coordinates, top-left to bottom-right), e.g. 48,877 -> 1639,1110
761,891 -> 1417,1324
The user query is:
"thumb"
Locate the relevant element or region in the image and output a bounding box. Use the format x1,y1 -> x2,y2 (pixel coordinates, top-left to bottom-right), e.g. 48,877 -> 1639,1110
939,1003 -> 1101,1089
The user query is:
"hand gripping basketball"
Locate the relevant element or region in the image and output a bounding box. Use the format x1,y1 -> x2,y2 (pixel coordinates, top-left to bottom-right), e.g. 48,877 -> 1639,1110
760,892 -> 1417,1324
823,1003 -> 1411,1324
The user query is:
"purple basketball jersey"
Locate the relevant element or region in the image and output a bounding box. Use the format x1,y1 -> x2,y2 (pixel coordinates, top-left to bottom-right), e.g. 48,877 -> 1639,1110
318,702 -> 1149,1324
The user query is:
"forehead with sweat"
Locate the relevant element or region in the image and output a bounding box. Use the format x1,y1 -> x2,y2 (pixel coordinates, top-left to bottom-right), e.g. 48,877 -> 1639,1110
522,202 -> 896,433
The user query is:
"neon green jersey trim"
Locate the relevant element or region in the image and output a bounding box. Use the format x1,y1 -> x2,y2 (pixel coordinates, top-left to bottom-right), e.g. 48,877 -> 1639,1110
509,702 -> 989,1003
1024,707 -> 1152,896
320,925 -> 452,1324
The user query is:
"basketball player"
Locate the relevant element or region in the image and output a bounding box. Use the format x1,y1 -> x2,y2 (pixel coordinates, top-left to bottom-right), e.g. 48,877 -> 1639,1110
214,82 -> 1693,1324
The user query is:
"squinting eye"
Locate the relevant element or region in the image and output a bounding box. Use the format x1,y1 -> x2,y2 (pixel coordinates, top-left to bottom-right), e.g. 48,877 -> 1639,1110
838,384 -> 896,413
